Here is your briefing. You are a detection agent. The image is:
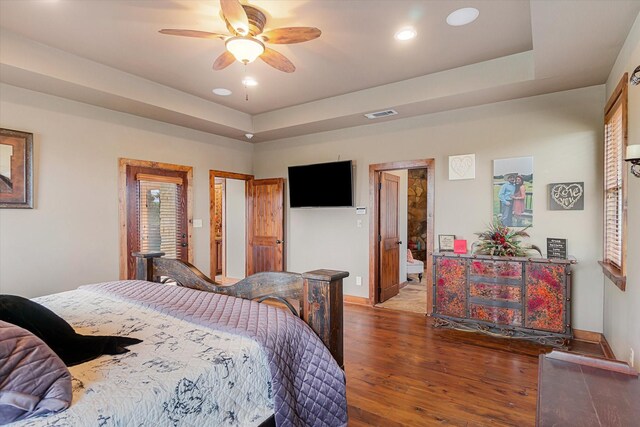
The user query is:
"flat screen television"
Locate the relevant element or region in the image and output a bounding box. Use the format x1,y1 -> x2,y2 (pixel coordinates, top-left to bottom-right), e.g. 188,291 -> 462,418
288,160 -> 354,208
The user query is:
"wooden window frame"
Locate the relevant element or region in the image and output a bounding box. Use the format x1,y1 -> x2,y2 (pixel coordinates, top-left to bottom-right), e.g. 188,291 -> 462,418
599,74 -> 628,291
119,158 -> 193,279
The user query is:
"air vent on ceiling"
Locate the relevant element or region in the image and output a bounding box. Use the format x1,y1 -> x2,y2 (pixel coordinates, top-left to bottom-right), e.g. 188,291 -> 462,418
364,109 -> 398,119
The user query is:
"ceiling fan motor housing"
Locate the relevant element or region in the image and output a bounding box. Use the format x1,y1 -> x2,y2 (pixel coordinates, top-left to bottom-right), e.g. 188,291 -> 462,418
223,5 -> 266,36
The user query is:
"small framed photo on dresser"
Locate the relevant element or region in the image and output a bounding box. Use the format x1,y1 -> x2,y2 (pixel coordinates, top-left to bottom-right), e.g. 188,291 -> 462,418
439,234 -> 455,252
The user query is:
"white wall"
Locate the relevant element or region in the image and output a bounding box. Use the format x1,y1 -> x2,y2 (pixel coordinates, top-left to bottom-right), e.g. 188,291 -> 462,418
603,12 -> 640,369
254,86 -> 606,332
224,178 -> 246,280
0,84 -> 253,297
387,170 -> 408,284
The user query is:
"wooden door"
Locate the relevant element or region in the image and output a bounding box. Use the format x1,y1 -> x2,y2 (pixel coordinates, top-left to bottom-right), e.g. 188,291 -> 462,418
247,178 -> 285,275
379,172 -> 400,302
125,166 -> 189,279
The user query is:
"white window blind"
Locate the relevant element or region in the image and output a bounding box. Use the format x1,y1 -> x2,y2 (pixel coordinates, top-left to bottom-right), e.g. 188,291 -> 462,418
137,179 -> 183,259
603,88 -> 625,272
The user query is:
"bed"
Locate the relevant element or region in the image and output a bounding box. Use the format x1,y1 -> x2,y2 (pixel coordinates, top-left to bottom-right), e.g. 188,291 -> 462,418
2,253 -> 349,426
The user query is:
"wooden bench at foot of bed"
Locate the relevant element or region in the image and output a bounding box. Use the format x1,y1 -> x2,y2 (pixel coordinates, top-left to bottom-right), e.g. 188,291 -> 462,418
133,252 -> 348,368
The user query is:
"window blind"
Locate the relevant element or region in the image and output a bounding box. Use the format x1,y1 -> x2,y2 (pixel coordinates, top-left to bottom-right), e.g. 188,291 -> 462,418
603,87 -> 625,272
137,179 -> 183,259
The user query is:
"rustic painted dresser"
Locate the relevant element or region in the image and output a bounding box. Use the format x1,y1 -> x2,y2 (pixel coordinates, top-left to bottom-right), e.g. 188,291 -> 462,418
432,253 -> 576,347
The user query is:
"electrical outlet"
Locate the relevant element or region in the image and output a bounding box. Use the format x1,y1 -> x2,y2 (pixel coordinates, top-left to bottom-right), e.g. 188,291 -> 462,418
630,347 -> 635,368
356,276 -> 362,286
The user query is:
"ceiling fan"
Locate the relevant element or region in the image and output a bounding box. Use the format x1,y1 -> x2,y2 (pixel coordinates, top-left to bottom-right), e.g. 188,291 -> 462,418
159,0 -> 321,73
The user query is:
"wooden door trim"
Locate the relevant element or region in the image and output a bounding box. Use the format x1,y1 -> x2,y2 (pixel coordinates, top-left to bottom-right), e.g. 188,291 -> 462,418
209,170 -> 254,279
119,158 -> 193,280
219,178 -> 227,278
369,159 -> 435,315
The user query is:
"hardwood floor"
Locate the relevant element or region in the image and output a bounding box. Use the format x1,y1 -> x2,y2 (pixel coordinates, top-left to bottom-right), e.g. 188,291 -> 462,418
376,275 -> 427,314
344,304 -> 542,426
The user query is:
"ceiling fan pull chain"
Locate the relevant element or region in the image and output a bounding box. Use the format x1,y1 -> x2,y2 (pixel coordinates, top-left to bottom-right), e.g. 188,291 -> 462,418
244,63 -> 249,101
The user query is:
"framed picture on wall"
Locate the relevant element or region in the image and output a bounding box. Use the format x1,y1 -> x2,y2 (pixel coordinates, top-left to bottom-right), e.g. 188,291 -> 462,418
448,154 -> 476,180
493,156 -> 533,227
438,234 -> 455,252
548,182 -> 584,210
0,128 -> 33,209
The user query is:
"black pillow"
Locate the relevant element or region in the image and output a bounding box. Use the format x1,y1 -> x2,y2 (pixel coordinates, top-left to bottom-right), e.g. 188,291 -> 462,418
0,295 -> 142,366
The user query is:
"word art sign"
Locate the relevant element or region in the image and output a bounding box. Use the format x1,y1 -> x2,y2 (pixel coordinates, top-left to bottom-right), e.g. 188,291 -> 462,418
548,182 -> 584,210
547,238 -> 567,259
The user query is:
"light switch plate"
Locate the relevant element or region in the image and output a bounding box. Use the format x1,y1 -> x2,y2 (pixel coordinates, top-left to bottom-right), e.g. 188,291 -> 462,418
193,219 -> 203,228
356,276 -> 362,286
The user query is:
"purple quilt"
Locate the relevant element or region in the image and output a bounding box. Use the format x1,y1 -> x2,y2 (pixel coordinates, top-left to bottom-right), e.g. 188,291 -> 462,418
84,280 -> 348,427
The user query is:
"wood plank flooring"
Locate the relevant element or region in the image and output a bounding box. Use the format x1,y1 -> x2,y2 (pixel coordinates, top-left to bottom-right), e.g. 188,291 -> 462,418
344,304 -> 542,426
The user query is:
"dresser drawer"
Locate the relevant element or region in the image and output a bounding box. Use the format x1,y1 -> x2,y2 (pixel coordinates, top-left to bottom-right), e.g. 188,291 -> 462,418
469,260 -> 522,284
469,303 -> 523,326
469,282 -> 522,303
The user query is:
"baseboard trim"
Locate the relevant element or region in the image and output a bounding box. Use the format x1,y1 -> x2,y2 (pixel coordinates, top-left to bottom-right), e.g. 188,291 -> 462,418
573,329 -> 601,343
600,334 -> 616,360
344,295 -> 370,306
573,328 -> 616,360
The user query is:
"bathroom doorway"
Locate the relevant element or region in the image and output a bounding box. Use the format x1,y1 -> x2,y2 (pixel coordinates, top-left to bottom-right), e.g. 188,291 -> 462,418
369,160 -> 435,315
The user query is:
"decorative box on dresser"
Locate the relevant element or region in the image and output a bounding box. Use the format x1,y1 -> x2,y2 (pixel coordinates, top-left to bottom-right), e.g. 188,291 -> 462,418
432,253 -> 576,347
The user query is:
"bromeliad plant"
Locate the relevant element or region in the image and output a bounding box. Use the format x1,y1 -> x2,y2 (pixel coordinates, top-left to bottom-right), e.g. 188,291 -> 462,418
474,217 -> 541,257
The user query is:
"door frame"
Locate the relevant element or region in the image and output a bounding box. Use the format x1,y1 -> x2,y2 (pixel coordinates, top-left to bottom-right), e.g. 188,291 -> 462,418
209,170 -> 254,279
369,159 -> 435,314
118,158 -> 193,280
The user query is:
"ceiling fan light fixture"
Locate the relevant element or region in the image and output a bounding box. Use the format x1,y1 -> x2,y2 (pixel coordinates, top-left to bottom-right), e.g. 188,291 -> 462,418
446,8 -> 480,26
225,36 -> 265,64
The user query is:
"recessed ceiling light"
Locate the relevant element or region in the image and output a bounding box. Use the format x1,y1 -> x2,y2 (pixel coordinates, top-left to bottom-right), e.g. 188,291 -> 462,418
394,27 -> 417,41
242,77 -> 258,87
446,8 -> 479,26
212,88 -> 232,96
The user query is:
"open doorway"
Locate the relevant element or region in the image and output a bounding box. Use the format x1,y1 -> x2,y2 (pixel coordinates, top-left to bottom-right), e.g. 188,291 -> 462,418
210,171 -> 253,284
210,171 -> 286,283
213,176 -> 248,283
369,160 -> 435,315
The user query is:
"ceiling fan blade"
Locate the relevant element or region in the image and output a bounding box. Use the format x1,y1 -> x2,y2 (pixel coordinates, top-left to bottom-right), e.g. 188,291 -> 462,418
260,48 -> 295,73
260,27 -> 321,44
220,0 -> 249,35
213,51 -> 236,70
159,29 -> 227,40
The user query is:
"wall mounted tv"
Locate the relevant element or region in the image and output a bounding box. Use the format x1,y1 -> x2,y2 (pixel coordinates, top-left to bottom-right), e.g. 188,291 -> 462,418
288,160 -> 354,208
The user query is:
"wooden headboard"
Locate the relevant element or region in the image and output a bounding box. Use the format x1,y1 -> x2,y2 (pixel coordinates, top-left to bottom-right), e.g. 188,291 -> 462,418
133,252 -> 348,368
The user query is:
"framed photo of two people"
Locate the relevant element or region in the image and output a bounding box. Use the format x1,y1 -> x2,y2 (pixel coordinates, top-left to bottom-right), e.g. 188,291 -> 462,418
493,156 -> 533,227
